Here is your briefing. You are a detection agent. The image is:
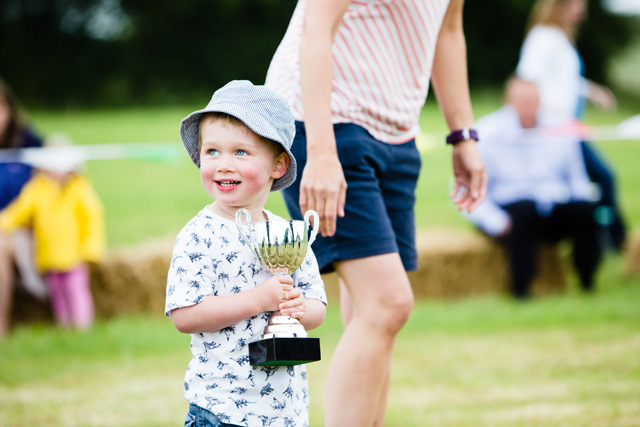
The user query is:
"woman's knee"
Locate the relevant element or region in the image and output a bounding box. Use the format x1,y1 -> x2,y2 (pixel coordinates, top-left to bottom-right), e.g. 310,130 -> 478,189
386,289 -> 414,332
337,253 -> 415,334
366,282 -> 414,335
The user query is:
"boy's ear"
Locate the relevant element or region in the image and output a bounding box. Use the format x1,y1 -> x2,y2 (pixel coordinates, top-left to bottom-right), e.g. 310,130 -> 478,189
271,153 -> 289,180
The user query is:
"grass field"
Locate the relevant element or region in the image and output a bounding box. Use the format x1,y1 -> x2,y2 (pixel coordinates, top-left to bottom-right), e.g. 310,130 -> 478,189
2,93 -> 639,425
1,256 -> 638,426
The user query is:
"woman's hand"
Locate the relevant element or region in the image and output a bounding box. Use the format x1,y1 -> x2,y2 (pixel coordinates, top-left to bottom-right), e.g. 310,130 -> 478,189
588,81 -> 617,111
299,148 -> 347,237
450,140 -> 487,212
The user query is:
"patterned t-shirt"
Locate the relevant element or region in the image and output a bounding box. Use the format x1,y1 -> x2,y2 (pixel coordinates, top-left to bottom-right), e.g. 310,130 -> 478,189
165,207 -> 327,427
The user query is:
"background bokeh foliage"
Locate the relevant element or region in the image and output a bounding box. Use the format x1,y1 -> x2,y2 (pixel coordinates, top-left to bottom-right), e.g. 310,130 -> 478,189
1,0 -> 636,108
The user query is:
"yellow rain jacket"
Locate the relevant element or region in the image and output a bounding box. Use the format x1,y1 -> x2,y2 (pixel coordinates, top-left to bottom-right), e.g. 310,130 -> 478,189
0,172 -> 105,272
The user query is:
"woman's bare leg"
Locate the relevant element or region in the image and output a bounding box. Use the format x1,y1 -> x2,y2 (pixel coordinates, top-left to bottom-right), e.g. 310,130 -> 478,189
338,277 -> 391,426
325,253 -> 414,427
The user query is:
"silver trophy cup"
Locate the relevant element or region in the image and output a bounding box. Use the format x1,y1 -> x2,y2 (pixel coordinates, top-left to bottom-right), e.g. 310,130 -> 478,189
236,208 -> 321,366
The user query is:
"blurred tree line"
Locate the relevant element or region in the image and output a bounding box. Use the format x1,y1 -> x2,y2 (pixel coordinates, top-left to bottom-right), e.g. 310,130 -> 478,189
1,0 -> 635,108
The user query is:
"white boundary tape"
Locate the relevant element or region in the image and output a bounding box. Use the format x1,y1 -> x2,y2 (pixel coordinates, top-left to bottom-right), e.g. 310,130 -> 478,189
1,115 -> 639,165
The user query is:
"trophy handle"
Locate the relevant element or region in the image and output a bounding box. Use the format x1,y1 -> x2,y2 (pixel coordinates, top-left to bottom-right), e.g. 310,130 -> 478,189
235,208 -> 253,247
304,210 -> 320,246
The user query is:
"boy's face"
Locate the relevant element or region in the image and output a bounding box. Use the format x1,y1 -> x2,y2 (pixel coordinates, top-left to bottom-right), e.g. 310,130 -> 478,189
199,117 -> 288,213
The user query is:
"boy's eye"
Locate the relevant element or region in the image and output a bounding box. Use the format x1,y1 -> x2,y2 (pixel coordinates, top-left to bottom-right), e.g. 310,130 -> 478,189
236,149 -> 248,156
207,149 -> 218,156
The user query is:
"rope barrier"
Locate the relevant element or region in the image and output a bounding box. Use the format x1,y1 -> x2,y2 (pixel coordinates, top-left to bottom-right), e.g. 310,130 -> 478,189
1,115 -> 638,164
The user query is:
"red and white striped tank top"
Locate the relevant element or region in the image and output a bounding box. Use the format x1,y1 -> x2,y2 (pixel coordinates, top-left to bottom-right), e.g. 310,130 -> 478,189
266,0 -> 450,144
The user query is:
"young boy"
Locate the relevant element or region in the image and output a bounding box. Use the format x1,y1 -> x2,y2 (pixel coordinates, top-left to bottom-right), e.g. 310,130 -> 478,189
165,80 -> 327,427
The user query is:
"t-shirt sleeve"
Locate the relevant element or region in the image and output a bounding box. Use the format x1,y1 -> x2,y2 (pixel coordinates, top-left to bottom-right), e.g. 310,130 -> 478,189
165,220 -> 218,317
292,247 -> 327,306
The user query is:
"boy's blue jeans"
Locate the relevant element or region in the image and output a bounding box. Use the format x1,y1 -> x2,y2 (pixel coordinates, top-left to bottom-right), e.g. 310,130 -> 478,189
184,404 -> 241,427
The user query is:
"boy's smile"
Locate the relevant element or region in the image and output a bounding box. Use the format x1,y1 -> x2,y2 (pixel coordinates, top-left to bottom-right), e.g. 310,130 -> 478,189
199,117 -> 288,218
216,180 -> 241,190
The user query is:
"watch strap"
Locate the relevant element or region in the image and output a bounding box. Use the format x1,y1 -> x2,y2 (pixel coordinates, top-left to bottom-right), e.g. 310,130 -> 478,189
446,128 -> 478,145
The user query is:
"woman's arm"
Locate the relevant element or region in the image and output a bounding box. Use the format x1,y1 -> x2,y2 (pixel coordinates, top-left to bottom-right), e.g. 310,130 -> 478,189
431,0 -> 487,212
584,80 -> 617,111
297,0 -> 351,237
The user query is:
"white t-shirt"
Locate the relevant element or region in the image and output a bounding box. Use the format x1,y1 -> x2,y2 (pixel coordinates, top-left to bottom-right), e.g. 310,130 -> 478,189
516,25 -> 589,121
165,207 -> 327,427
467,106 -> 594,236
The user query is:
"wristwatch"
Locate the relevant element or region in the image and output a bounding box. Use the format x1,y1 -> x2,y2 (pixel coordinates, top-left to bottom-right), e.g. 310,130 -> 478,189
446,127 -> 478,145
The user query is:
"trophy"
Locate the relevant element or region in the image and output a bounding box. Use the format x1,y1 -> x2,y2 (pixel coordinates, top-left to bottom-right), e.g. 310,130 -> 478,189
236,208 -> 321,366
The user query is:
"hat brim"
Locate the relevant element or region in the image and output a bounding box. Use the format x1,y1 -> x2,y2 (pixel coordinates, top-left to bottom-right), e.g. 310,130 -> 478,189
179,103 -> 296,192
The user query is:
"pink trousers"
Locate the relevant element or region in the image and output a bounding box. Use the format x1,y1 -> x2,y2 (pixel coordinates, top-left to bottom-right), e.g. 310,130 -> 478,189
45,264 -> 94,329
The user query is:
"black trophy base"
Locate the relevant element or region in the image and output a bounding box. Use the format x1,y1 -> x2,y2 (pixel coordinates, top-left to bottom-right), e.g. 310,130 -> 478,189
249,337 -> 321,366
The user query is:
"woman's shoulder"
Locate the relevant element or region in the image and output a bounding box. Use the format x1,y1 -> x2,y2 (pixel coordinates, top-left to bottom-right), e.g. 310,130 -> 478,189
525,25 -> 567,43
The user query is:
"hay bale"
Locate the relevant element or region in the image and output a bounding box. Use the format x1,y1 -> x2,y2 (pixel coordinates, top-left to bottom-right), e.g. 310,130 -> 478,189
12,231 -> 569,327
322,231 -> 567,302
89,239 -> 174,318
10,239 -> 174,326
625,229 -> 640,277
411,231 -> 566,299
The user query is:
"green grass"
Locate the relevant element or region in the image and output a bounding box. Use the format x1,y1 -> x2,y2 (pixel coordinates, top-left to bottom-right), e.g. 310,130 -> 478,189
3,92 -> 638,425
1,256 -> 638,426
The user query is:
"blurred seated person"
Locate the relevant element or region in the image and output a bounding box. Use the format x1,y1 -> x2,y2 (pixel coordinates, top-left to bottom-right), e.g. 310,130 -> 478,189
0,78 -> 46,337
466,77 -> 602,299
516,0 -> 626,251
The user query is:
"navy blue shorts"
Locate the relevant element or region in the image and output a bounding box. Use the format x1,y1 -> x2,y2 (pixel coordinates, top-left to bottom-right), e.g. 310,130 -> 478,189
283,122 -> 421,274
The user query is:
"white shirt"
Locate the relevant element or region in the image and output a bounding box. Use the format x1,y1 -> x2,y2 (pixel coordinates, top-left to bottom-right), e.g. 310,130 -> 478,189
466,106 -> 594,236
165,208 -> 327,427
516,25 -> 589,120
265,0 -> 450,143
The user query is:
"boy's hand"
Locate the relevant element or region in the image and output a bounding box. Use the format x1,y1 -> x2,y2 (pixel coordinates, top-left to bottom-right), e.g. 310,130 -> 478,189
278,287 -> 306,320
252,275 -> 294,313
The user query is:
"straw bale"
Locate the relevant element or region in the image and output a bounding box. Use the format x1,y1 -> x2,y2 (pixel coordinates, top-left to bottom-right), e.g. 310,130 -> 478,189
322,231 -> 567,302
12,231 -> 568,326
10,239 -> 174,326
89,239 -> 174,318
625,229 -> 640,277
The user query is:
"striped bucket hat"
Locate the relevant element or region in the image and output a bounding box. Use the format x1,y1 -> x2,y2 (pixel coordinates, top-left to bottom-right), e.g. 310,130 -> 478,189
179,80 -> 297,192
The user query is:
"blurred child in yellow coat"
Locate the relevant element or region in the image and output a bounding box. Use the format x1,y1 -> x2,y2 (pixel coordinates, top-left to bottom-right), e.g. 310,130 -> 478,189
0,135 -> 105,329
